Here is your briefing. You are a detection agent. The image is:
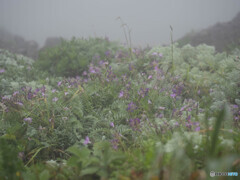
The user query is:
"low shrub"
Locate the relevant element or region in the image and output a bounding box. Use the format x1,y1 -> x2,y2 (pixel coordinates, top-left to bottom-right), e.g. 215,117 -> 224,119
35,37 -> 125,77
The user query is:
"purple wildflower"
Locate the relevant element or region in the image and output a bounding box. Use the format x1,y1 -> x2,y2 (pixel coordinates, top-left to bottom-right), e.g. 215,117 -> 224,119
172,88 -> 177,94
105,50 -> 111,57
129,118 -> 141,130
89,66 -> 98,74
152,52 -> 158,56
126,81 -> 131,90
186,115 -> 191,122
129,64 -> 133,71
13,91 -> 19,96
172,108 -> 177,117
52,89 -> 56,93
187,108 -> 192,112
110,122 -> 114,128
0,69 -> 5,73
138,88 -> 149,98
233,104 -> 238,109
148,75 -> 152,79
193,122 -> 200,126
52,97 -> 58,102
170,93 -> 176,98
98,60 -> 104,65
119,91 -> 124,98
83,136 -> 91,145
21,87 -> 26,92
41,86 -> 46,93
180,106 -> 186,111
24,117 -> 32,123
159,106 -> 165,110
115,51 -> 124,59
82,71 -> 87,76
57,81 -> 62,86
16,102 -> 23,106
111,138 -> 119,150
195,126 -> 200,131
152,52 -> 162,58
158,113 -> 164,118
185,122 -> 192,129
2,95 -> 10,100
64,92 -> 69,96
127,102 -> 137,112
160,88 -> 165,93
173,84 -> 183,96
27,92 -> 33,100
35,88 -> 40,93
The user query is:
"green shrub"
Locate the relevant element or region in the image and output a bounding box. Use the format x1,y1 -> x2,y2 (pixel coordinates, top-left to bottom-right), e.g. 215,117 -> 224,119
35,37 -> 124,77
0,49 -> 47,95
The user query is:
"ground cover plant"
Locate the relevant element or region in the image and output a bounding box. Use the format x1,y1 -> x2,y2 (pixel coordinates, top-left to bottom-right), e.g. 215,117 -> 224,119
0,37 -> 240,180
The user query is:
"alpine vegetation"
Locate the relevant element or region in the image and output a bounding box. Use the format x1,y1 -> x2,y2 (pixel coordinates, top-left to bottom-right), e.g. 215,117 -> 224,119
0,37 -> 240,179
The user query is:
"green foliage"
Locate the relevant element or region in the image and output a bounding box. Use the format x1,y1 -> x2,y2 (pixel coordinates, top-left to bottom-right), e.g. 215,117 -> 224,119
0,49 -> 47,95
67,142 -> 125,179
0,137 -> 25,179
35,37 -> 125,77
0,40 -> 240,179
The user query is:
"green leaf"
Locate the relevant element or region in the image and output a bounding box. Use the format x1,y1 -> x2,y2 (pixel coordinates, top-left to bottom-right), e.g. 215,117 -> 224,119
39,170 -> 50,180
67,146 -> 90,158
81,167 -> 99,176
67,156 -> 80,167
210,105 -> 226,156
25,146 -> 48,166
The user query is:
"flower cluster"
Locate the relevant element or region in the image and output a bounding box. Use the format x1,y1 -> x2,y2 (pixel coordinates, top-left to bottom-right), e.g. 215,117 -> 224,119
24,117 -> 32,124
127,102 -> 137,112
129,118 -> 141,131
138,88 -> 149,98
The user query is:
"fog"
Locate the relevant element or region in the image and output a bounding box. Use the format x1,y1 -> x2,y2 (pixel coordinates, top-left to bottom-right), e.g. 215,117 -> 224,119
0,0 -> 240,47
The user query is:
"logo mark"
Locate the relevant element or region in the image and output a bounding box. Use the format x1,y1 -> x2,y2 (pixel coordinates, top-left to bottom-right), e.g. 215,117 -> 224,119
210,171 -> 215,177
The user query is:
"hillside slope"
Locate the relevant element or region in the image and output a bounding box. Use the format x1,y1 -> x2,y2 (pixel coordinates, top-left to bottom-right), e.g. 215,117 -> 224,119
177,12 -> 240,52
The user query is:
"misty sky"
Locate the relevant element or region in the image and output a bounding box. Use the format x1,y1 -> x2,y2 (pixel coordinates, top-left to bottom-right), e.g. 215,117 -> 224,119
0,0 -> 240,47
